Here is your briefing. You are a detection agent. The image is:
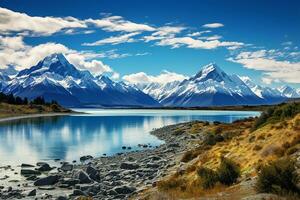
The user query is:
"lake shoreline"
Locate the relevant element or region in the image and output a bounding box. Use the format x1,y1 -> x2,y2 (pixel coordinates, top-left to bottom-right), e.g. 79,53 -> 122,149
0,113 -> 73,123
0,110 -> 260,199
0,119 -> 196,199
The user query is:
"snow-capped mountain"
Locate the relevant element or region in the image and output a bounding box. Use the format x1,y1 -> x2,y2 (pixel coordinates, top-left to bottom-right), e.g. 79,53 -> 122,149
240,76 -> 285,104
278,85 -> 300,98
137,81 -> 182,102
1,55 -> 298,107
151,63 -> 265,107
0,73 -> 10,91
138,63 -> 296,107
1,53 -> 160,107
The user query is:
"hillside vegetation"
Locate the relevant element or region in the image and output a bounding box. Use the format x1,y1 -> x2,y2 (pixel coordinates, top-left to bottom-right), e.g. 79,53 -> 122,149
140,102 -> 300,199
0,92 -> 71,118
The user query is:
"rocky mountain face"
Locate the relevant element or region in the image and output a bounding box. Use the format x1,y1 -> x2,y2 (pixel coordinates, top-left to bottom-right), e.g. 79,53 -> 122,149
137,64 -> 291,107
0,55 -> 298,107
0,53 -> 160,107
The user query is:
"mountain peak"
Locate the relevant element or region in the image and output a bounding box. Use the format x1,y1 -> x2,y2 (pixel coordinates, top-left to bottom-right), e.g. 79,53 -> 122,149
42,53 -> 68,66
192,63 -> 228,82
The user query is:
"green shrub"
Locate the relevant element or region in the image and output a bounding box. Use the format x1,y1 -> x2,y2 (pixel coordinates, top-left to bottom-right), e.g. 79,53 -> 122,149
256,158 -> 300,196
215,134 -> 225,142
204,133 -> 217,146
252,103 -> 300,131
217,157 -> 240,186
197,167 -> 218,189
181,151 -> 196,163
286,147 -> 298,155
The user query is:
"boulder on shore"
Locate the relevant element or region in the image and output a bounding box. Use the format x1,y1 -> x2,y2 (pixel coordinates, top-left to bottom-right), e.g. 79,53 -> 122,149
34,175 -> 60,186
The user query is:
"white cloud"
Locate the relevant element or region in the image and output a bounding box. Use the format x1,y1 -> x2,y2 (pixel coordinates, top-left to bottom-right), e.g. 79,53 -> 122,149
155,36 -> 244,50
187,30 -> 211,37
0,7 -> 86,36
200,35 -> 222,41
261,77 -> 273,84
66,53 -> 112,74
85,16 -> 155,32
202,23 -> 224,28
82,32 -> 140,46
122,70 -> 188,84
0,35 -> 25,49
0,36 -> 115,76
0,7 -> 155,36
111,72 -> 120,80
228,50 -> 300,84
152,26 -> 185,36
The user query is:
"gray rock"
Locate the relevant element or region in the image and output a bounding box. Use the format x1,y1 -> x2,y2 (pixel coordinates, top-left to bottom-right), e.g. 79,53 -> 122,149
61,178 -> 80,186
80,155 -> 93,162
60,163 -> 73,172
26,175 -> 38,181
34,175 -> 60,186
38,186 -> 55,190
86,166 -> 100,182
146,163 -> 160,168
86,166 -> 98,175
37,163 -> 52,171
74,170 -> 92,184
113,185 -> 136,194
168,143 -> 180,148
21,163 -> 35,168
56,196 -> 68,200
27,189 -> 36,196
106,170 -> 121,177
120,162 -> 140,170
72,189 -> 87,196
21,169 -> 41,176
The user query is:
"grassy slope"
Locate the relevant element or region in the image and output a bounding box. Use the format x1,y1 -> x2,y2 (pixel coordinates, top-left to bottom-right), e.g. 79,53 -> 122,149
140,103 -> 300,199
0,102 -> 72,118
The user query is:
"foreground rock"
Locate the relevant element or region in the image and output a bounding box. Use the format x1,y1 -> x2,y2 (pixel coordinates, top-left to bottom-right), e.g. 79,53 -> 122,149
34,175 -> 60,186
1,122 -> 192,199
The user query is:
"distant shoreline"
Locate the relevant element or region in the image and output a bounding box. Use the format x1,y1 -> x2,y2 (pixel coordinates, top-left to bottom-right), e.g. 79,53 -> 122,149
0,113 -> 73,123
70,105 -> 270,111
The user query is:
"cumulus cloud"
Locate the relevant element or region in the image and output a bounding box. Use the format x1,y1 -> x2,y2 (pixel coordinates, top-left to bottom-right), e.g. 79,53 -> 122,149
202,23 -> 224,28
0,36 -> 115,76
228,50 -> 300,84
66,53 -> 112,74
0,7 -> 86,36
155,36 -> 244,49
82,32 -> 140,46
200,35 -> 222,41
187,30 -> 211,37
85,16 -> 155,32
122,70 -> 188,84
0,7 -> 155,36
152,26 -> 185,36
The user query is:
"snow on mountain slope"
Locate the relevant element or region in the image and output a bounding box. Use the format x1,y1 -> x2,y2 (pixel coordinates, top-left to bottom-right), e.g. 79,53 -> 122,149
240,76 -> 285,104
278,85 -> 300,98
137,81 -> 182,102
158,63 -> 265,107
2,53 -> 160,107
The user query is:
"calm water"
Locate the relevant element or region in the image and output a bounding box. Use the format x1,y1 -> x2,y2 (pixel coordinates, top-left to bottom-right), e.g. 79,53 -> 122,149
0,109 -> 260,165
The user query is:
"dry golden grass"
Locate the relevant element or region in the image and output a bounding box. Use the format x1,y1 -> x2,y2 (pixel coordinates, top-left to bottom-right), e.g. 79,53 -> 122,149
152,114 -> 300,199
0,102 -> 70,118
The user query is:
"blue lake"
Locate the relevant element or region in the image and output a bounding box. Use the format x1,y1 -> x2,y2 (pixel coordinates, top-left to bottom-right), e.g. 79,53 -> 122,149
0,109 -> 260,165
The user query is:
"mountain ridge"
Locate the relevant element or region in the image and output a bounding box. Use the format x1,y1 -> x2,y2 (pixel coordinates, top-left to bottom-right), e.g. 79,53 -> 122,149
0,55 -> 299,107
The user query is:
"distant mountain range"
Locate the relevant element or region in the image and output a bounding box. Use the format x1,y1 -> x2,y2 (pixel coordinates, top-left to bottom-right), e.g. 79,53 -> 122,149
0,53 -> 159,107
137,63 -> 299,107
0,53 -> 299,107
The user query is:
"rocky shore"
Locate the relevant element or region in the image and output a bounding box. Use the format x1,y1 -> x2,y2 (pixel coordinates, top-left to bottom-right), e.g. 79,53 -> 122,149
0,121 -> 199,200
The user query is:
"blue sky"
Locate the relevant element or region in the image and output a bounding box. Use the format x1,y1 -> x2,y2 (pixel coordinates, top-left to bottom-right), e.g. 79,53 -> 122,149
0,0 -> 299,88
